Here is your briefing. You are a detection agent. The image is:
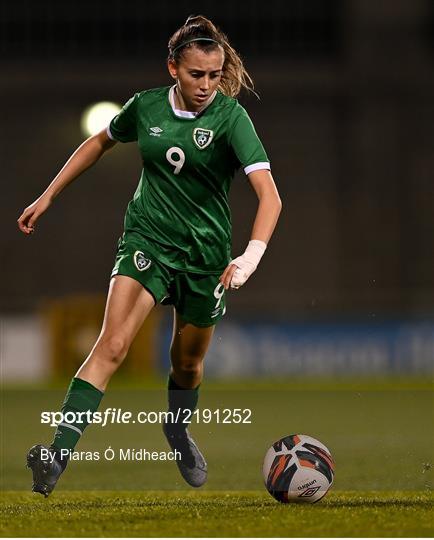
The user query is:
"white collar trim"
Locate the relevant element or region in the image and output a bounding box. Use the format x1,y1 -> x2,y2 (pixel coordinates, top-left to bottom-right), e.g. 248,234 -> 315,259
169,85 -> 217,118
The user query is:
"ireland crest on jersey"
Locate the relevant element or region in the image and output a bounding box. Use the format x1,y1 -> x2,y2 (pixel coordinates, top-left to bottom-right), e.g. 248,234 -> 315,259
193,128 -> 214,149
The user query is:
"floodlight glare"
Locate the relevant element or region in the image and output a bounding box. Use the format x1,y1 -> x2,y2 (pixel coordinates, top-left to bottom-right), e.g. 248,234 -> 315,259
81,102 -> 121,137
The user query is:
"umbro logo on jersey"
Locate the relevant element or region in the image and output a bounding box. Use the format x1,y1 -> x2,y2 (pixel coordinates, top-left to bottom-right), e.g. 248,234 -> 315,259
149,126 -> 163,137
193,128 -> 214,149
133,251 -> 151,271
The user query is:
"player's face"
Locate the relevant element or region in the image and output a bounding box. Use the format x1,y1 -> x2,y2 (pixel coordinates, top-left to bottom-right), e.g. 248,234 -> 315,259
168,46 -> 224,112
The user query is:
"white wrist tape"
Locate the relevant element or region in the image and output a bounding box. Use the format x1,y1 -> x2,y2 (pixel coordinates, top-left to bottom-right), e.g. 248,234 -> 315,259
230,239 -> 267,289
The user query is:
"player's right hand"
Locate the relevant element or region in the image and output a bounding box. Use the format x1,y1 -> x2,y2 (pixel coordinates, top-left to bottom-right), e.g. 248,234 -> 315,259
17,195 -> 52,235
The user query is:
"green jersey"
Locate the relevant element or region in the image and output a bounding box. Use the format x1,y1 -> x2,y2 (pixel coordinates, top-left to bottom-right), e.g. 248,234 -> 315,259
108,85 -> 270,274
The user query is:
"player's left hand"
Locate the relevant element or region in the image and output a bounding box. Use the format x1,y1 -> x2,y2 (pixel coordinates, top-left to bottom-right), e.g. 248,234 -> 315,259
219,263 -> 239,290
219,239 -> 267,290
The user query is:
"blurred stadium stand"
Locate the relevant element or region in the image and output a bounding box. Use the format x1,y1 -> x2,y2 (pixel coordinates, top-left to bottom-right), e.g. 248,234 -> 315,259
1,0 -> 433,379
0,0 -> 342,59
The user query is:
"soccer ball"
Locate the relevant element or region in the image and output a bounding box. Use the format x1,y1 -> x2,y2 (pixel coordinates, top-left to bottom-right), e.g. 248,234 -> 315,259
263,434 -> 335,503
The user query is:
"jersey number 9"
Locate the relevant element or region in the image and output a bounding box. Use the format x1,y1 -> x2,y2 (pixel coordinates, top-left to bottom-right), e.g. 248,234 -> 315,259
166,147 -> 186,175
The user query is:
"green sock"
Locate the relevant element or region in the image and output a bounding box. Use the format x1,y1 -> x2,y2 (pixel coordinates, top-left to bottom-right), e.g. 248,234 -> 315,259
167,375 -> 200,431
51,377 -> 104,457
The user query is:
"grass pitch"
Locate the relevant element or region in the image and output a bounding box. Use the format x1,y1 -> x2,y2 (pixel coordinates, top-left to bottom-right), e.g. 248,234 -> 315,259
1,490 -> 433,537
1,378 -> 432,536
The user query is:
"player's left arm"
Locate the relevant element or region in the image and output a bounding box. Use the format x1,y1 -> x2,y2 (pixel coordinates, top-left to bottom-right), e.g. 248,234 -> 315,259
220,169 -> 282,290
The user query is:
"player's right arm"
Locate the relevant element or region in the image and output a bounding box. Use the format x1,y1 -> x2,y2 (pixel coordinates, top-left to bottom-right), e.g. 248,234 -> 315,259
17,128 -> 117,235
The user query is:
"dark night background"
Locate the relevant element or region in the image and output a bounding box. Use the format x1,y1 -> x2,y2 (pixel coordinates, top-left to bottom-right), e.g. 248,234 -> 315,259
2,0 -> 434,321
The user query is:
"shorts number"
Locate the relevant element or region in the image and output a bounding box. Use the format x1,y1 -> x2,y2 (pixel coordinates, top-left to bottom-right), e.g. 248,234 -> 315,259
214,283 -> 225,309
166,146 -> 185,175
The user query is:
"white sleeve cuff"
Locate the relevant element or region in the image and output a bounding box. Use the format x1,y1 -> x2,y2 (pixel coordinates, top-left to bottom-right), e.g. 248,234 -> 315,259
244,162 -> 271,175
106,125 -> 116,141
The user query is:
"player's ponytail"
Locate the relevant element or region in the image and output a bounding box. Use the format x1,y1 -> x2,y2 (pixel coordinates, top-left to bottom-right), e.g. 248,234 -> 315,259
168,15 -> 257,99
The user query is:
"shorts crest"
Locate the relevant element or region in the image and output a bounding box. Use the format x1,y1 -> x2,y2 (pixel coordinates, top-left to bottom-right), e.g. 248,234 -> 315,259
133,251 -> 151,272
193,128 -> 214,149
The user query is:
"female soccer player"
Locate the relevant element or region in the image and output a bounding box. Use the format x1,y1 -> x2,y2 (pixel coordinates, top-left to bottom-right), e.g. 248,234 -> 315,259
18,15 -> 282,496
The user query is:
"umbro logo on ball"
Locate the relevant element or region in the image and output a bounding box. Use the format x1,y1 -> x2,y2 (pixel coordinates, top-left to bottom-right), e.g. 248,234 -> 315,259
299,486 -> 321,498
133,251 -> 151,271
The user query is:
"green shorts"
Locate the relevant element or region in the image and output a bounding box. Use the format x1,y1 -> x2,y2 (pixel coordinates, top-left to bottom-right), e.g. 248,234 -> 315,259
111,235 -> 227,327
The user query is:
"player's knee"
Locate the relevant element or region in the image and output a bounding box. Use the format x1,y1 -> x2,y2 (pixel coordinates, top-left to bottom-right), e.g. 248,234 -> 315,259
173,357 -> 203,379
97,334 -> 129,365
